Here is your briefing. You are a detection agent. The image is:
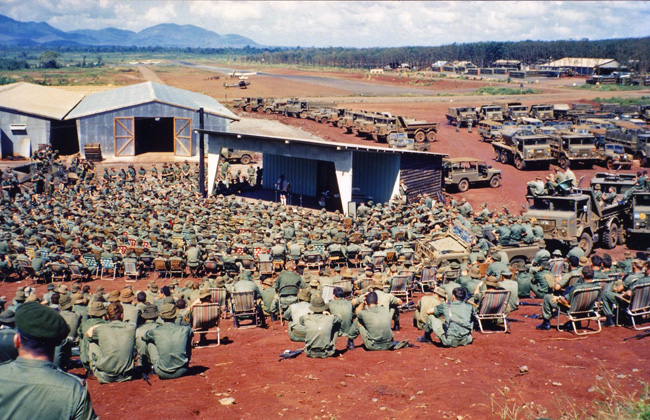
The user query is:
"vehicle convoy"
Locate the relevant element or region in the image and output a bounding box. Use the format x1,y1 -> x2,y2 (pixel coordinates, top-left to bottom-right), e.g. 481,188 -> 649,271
338,110 -> 365,133
492,129 -> 554,170
443,157 -> 501,192
234,97 -> 268,112
308,107 -> 346,125
549,130 -> 599,169
528,104 -> 555,121
523,189 -> 629,255
415,223 -> 541,267
477,120 -> 504,142
478,105 -> 504,122
605,126 -> 650,165
446,107 -> 478,126
372,116 -> 438,143
628,191 -> 650,247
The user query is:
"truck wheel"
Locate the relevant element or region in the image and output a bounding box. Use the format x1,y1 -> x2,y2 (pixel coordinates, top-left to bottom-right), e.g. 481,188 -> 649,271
495,150 -> 501,161
447,116 -> 454,125
414,130 -> 426,143
514,156 -> 526,170
299,111 -> 308,119
265,108 -> 272,114
602,224 -> 618,249
579,233 -> 593,255
371,133 -> 379,142
559,155 -> 569,169
426,131 -> 437,142
618,228 -> 626,245
240,155 -> 251,165
500,152 -> 509,165
244,105 -> 252,112
489,176 -> 500,188
458,179 -> 470,192
606,158 -> 614,170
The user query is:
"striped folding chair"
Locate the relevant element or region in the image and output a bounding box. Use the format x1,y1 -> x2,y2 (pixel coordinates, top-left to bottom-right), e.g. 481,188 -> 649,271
476,290 -> 511,333
418,267 -> 438,293
388,274 -> 410,304
231,290 -> 258,328
321,284 -> 335,303
117,245 -> 128,256
333,279 -> 353,297
191,303 -> 221,347
210,287 -> 230,319
557,286 -> 602,335
623,282 -> 650,330
549,258 -> 565,277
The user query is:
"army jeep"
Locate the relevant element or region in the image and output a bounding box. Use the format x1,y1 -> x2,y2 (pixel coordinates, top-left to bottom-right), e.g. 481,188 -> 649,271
443,157 -> 501,192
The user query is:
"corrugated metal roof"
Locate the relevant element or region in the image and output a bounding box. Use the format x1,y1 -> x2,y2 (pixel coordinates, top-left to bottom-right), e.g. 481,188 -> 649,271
199,129 -> 447,158
65,81 -> 238,121
0,82 -> 85,120
542,57 -> 618,68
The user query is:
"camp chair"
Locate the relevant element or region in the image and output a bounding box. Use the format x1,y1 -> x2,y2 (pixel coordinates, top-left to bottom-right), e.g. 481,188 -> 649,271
239,256 -> 255,271
99,258 -> 117,280
24,266 -> 47,285
203,260 -> 221,279
50,262 -> 68,283
210,287 -> 230,319
191,303 -> 221,347
304,252 -> 323,270
69,264 -> 85,283
116,245 -> 128,256
388,275 -> 410,304
14,260 -> 31,280
548,258 -> 565,277
346,250 -> 361,268
169,259 -> 185,278
140,256 -> 154,275
321,284 -> 335,303
327,250 -> 347,268
278,284 -> 300,325
39,249 -> 50,262
385,251 -> 397,266
394,231 -> 406,242
231,290 -> 259,328
372,254 -> 386,269
25,247 -> 35,260
153,258 -> 170,279
333,279 -> 353,297
128,238 -> 138,247
312,243 -> 325,255
619,282 -> 650,330
82,256 -> 100,277
475,290 -> 511,333
258,254 -> 273,276
417,266 -> 438,293
556,286 -> 602,335
0,264 -> 12,283
124,261 -> 138,282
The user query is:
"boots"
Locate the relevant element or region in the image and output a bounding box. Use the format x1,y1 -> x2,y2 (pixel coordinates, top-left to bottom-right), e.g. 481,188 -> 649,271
346,338 -> 355,350
417,332 -> 432,343
536,319 -> 551,330
270,313 -> 277,322
604,316 -> 615,327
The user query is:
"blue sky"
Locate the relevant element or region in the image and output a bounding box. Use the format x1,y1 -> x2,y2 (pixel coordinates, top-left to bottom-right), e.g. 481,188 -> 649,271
3,1 -> 650,48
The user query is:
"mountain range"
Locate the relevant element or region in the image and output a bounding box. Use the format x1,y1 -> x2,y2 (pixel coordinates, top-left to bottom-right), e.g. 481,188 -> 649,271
0,14 -> 261,48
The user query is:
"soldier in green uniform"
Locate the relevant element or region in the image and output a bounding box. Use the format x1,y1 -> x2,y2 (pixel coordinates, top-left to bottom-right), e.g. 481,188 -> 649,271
300,296 -> 341,358
0,309 -> 18,362
78,301 -> 107,370
86,302 -> 136,383
346,291 -> 395,351
135,303 -> 161,370
418,287 -> 476,347
143,303 -> 193,379
0,302 -> 97,419
327,287 -> 354,337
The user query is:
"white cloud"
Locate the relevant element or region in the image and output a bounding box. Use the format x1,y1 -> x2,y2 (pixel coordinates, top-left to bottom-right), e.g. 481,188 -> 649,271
2,0 -> 649,47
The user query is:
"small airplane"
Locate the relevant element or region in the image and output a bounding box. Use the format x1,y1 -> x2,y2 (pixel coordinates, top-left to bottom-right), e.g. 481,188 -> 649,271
230,70 -> 257,78
223,80 -> 251,89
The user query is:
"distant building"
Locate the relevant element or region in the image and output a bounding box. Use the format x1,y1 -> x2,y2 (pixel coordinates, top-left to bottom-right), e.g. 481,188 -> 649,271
493,59 -> 522,70
370,68 -> 384,74
540,57 -> 621,76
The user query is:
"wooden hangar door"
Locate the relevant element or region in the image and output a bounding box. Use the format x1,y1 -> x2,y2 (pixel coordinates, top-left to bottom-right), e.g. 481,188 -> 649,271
173,117 -> 192,157
113,117 -> 135,156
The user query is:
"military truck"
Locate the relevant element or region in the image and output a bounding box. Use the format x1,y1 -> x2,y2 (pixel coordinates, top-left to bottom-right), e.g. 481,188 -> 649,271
477,120 -> 504,142
492,129 -> 553,170
353,112 -> 392,138
595,143 -> 633,170
549,130 -> 599,169
478,104 -> 504,122
415,223 -> 540,266
281,99 -> 310,118
640,104 -> 650,123
307,107 -> 346,125
261,98 -> 288,114
443,157 -> 501,192
337,110 -> 365,133
446,107 -> 478,126
221,148 -> 256,165
497,102 -> 529,121
627,191 -> 650,246
528,104 -> 555,121
372,116 -> 438,143
523,189 -> 629,254
605,126 -> 650,165
233,97 -> 268,112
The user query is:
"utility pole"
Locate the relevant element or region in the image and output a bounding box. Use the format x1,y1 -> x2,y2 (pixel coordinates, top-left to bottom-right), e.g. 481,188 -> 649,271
198,107 -> 206,197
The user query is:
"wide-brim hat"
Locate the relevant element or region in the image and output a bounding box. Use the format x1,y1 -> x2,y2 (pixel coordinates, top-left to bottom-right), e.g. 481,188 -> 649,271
199,289 -> 212,300
309,295 -> 328,313
107,290 -> 120,303
119,288 -> 135,303
433,287 -> 447,299
579,256 -> 589,267
485,276 -> 500,288
141,303 -> 159,320
87,301 -> 107,317
0,309 -> 16,325
297,288 -> 311,302
159,303 -> 177,320
59,294 -> 73,311
469,266 -> 481,279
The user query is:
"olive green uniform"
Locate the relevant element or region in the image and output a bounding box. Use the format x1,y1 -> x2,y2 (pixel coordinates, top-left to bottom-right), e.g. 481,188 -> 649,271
425,301 -> 475,348
88,321 -> 136,384
300,313 -> 341,358
143,323 -> 193,379
348,305 -> 394,351
0,357 -> 96,420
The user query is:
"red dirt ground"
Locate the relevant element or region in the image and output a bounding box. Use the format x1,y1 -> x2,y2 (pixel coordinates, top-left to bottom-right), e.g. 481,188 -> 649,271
4,66 -> 650,419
